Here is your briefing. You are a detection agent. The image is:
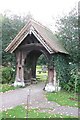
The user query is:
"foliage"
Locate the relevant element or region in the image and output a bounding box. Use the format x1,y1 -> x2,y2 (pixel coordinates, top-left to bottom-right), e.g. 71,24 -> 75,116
67,64 -> 80,92
37,54 -> 48,65
36,65 -> 48,81
55,8 -> 79,64
51,54 -> 70,89
1,105 -> 76,118
0,84 -> 16,92
2,67 -> 15,84
55,7 -> 80,92
46,90 -> 78,107
1,12 -> 32,66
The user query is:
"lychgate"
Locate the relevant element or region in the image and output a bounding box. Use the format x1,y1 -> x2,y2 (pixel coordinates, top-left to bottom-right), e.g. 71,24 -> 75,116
5,19 -> 68,92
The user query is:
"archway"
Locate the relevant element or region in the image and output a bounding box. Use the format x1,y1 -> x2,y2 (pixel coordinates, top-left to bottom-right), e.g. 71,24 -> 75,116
24,49 -> 49,84
36,54 -> 48,82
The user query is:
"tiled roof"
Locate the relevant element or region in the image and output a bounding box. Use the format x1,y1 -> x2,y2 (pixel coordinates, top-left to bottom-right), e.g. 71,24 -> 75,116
5,19 -> 68,54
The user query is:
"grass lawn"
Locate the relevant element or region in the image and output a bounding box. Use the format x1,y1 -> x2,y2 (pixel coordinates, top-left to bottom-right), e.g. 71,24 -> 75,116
0,84 -> 19,93
0,65 -> 47,93
1,105 -> 77,119
46,91 -> 78,107
36,65 -> 48,81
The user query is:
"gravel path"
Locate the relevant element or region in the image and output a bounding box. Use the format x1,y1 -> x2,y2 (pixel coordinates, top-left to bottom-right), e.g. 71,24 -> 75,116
0,82 -> 79,117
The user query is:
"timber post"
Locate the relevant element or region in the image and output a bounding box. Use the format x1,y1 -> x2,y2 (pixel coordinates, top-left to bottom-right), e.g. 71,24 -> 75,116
14,51 -> 26,87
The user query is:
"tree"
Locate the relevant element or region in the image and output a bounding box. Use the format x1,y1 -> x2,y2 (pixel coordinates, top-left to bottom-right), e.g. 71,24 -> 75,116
1,12 -> 32,66
55,7 -> 80,92
37,54 -> 47,65
55,8 -> 79,65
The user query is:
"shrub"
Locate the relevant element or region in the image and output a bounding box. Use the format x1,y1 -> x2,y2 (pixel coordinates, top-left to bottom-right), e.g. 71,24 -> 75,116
2,67 -> 15,84
68,66 -> 80,92
60,64 -> 80,93
52,54 -> 79,93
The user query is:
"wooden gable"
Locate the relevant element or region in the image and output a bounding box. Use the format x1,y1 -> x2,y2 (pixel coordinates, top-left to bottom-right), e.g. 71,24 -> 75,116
5,19 -> 68,54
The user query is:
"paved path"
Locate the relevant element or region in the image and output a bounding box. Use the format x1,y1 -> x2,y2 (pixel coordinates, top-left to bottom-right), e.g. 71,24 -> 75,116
0,83 -> 79,117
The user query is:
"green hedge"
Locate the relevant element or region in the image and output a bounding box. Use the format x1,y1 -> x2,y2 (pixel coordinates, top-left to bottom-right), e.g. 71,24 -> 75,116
52,54 -> 79,93
1,67 -> 15,84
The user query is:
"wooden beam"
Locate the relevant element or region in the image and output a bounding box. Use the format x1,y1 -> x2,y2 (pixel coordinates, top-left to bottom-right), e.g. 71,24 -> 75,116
19,43 -> 44,49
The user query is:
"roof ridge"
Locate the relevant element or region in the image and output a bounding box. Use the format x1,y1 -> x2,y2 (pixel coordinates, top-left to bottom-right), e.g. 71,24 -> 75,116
30,18 -> 53,35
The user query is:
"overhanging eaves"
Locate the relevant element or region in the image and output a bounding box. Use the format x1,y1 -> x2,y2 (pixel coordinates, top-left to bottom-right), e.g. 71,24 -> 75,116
31,28 -> 54,54
5,26 -> 54,54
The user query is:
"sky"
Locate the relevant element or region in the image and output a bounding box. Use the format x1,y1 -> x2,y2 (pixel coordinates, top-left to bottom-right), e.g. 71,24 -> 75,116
0,0 -> 79,32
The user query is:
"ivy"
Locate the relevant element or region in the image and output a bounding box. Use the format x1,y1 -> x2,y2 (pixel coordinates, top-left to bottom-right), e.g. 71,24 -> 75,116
51,54 -> 80,93
52,54 -> 70,89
